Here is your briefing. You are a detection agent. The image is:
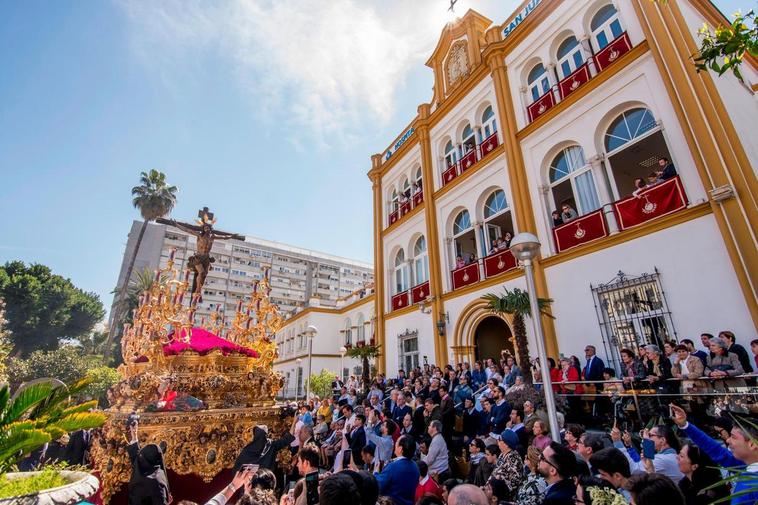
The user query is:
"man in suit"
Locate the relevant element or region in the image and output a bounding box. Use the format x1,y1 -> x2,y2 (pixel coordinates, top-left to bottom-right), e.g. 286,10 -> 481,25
391,392 -> 412,426
538,441 -> 577,505
461,397 -> 483,442
583,345 -> 605,389
375,435 -> 420,505
506,408 -> 528,454
438,385 -> 456,443
490,386 -> 511,435
346,414 -> 366,466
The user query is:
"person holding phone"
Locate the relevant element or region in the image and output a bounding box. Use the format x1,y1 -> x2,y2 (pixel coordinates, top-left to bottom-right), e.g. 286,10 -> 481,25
126,420 -> 171,505
288,445 -> 320,505
205,467 -> 256,505
234,415 -> 297,472
611,424 -> 683,481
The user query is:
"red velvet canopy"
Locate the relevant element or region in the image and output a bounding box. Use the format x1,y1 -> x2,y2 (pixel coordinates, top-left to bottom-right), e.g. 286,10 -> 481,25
163,327 -> 259,357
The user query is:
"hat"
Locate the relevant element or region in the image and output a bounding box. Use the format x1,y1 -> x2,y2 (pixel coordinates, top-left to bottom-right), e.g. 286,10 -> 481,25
500,429 -> 519,450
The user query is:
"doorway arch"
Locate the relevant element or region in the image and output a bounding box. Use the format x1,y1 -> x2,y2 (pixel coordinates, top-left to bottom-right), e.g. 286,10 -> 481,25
475,316 -> 514,362
451,298 -> 517,364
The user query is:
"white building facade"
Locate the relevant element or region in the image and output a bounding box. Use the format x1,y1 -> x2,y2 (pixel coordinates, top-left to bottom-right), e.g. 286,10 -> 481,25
368,0 -> 757,375
111,221 -> 374,326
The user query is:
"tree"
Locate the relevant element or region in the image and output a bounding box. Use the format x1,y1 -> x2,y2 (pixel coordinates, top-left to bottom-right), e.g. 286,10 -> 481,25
5,347 -> 92,388
81,366 -> 121,407
305,369 -> 337,399
482,288 -> 554,384
0,377 -> 106,473
0,300 -> 11,384
345,343 -> 381,394
0,262 -> 105,357
107,170 -> 177,350
694,9 -> 757,82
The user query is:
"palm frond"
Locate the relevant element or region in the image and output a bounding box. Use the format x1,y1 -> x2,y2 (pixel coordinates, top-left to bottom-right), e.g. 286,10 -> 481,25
1,383 -> 54,426
47,412 -> 106,433
0,385 -> 9,415
59,400 -> 99,418
0,427 -> 50,472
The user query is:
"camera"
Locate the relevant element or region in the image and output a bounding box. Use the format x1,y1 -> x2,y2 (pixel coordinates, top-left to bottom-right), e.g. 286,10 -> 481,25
127,412 -> 140,429
279,404 -> 297,420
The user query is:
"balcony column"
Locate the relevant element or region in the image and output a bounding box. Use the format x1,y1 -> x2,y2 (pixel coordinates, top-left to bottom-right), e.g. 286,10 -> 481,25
472,222 -> 486,271
455,143 -> 463,168
538,184 -> 558,256
406,259 -> 415,291
589,154 -> 619,235
546,62 -> 561,104
474,125 -> 483,153
518,86 -> 530,125
580,35 -> 599,77
445,237 -> 455,286
438,156 -> 446,186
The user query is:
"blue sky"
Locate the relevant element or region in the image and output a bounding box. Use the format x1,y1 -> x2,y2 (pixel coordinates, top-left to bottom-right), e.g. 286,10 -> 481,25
0,0 -> 747,312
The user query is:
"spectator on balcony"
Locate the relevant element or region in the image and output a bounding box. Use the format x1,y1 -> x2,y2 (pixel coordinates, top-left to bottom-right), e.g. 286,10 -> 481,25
656,157 -> 678,181
456,255 -> 465,269
412,183 -> 422,195
720,330 -> 754,374
490,238 -> 499,253
620,348 -> 647,387
551,210 -> 564,228
672,344 -> 705,393
751,339 -> 758,370
706,336 -> 746,388
632,177 -> 649,197
558,357 -> 583,394
398,193 -> 409,205
560,202 -> 578,223
682,338 -> 708,367
466,252 -> 477,265
503,232 -> 512,249
700,333 -> 715,358
645,344 -> 674,393
582,345 -> 605,385
664,341 -> 678,367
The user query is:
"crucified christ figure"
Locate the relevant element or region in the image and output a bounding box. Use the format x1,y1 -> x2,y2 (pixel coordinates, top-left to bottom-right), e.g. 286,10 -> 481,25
158,207 -> 244,295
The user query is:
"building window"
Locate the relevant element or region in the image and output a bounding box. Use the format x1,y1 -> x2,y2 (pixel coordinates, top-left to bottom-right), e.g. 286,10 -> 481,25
397,330 -> 420,373
296,366 -> 303,393
393,249 -> 409,294
549,145 -> 600,216
444,140 -> 457,168
414,166 -> 423,194
481,106 -> 497,140
356,314 -> 365,342
461,124 -> 476,154
452,210 -> 476,265
591,269 -> 676,373
556,36 -> 584,79
390,188 -> 399,213
483,190 -> 514,255
413,236 -> 429,286
603,108 -> 670,199
527,63 -> 550,102
344,318 -> 352,346
591,4 -> 624,50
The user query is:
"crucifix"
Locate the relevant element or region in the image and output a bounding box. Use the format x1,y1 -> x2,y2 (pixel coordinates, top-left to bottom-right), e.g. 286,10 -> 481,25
157,207 -> 244,296
448,0 -> 459,12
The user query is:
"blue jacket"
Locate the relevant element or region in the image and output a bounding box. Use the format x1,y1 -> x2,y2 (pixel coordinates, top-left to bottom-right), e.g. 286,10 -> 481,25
683,422 -> 758,505
490,400 -> 511,434
471,370 -> 487,389
583,355 -> 605,382
375,457 -> 419,505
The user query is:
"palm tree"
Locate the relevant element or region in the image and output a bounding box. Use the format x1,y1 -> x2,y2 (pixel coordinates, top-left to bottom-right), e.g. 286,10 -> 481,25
482,288 -> 554,384
107,170 -> 177,350
0,377 -> 106,472
345,343 -> 381,394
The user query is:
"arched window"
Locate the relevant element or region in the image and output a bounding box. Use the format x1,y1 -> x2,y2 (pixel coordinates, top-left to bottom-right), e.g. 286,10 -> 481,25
591,4 -> 624,50
527,64 -> 551,102
413,166 -> 423,194
483,190 -> 514,254
482,106 -> 497,139
393,249 -> 409,294
401,177 -> 411,199
356,314 -> 365,342
390,188 -> 399,211
453,210 -> 471,235
344,318 -> 352,346
549,145 -> 600,215
556,36 -> 585,79
413,236 -> 429,286
444,140 -> 457,168
462,124 -> 476,153
604,108 -> 657,152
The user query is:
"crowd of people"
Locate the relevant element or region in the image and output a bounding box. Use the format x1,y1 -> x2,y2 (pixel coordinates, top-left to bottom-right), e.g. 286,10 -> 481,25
114,330 -> 756,505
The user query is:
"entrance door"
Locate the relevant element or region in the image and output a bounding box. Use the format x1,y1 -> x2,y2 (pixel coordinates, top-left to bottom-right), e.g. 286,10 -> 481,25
474,316 -> 514,363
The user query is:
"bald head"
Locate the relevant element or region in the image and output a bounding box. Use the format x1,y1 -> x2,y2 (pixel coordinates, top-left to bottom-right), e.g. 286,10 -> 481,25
448,484 -> 489,505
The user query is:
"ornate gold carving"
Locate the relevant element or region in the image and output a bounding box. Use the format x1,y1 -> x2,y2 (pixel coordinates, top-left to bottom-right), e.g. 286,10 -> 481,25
445,40 -> 470,91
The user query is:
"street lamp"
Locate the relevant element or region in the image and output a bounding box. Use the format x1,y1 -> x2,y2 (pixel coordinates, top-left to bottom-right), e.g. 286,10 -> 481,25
339,345 -> 347,383
509,232 -> 560,442
305,325 -> 318,400
296,358 -> 303,403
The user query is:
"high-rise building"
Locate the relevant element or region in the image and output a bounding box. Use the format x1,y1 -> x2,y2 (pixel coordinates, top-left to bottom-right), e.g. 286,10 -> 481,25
110,221 -> 374,329
367,1 -> 757,374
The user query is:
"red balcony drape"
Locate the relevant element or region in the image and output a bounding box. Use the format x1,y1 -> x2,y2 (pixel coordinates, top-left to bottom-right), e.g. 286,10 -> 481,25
391,291 -> 409,311
527,91 -> 556,122
593,32 -> 632,72
558,63 -> 591,99
451,263 -> 480,290
480,132 -> 499,157
552,209 -> 608,252
411,281 -> 430,304
613,176 -> 688,231
483,249 -> 518,278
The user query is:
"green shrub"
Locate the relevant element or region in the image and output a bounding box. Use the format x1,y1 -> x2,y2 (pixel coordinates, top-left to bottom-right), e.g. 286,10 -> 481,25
0,465 -> 68,498
82,366 -> 121,407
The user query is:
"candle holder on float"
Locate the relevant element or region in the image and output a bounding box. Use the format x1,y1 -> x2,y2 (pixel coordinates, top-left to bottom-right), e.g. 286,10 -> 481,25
92,249 -> 291,502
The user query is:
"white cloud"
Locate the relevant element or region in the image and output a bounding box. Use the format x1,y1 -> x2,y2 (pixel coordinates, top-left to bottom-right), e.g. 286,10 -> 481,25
118,0 -> 481,148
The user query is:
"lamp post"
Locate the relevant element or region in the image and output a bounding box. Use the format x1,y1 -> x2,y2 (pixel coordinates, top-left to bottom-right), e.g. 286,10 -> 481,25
339,346 -> 347,383
296,358 -> 303,403
305,325 -> 318,400
509,232 -> 560,442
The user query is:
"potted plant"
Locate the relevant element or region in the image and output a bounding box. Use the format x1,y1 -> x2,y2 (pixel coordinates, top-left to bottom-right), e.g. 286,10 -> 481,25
0,377 -> 106,504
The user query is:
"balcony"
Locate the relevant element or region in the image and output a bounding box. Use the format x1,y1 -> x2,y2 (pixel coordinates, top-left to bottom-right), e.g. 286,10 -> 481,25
442,132 -> 501,187
449,248 -> 518,292
527,31 -> 633,124
410,281 -> 430,304
553,176 -> 688,253
388,190 -> 424,228
391,291 -> 410,311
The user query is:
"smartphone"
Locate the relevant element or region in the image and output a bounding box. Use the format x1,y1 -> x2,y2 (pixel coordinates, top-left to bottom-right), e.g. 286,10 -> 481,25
642,438 -> 656,459
305,472 -> 319,505
242,463 -> 259,473
342,450 -> 352,468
